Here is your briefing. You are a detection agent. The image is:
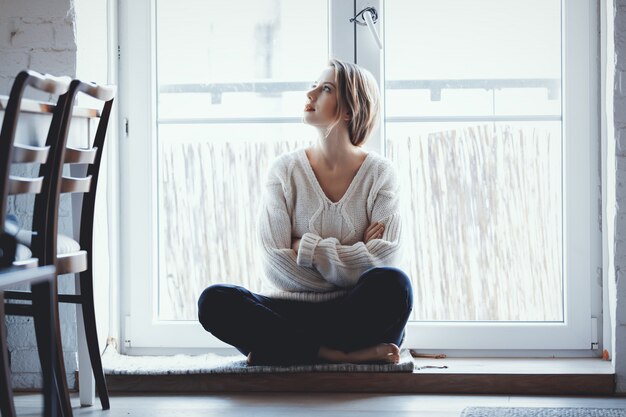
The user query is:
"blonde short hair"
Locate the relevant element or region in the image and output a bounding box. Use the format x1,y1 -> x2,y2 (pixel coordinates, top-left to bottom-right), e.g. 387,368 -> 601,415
328,58 -> 381,147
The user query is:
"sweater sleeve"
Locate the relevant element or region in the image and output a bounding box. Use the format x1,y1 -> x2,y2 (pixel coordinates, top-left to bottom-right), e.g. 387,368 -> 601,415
257,157 -> 338,293
295,162 -> 403,288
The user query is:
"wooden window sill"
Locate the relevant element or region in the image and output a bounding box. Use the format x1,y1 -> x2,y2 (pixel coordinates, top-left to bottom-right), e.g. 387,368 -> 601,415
103,357 -> 615,396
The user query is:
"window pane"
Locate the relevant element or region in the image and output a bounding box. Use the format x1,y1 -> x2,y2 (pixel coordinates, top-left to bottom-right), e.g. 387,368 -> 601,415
155,0 -> 326,320
384,0 -> 563,321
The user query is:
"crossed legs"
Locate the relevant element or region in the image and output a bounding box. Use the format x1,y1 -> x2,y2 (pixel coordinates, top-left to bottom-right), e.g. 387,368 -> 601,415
197,266 -> 413,365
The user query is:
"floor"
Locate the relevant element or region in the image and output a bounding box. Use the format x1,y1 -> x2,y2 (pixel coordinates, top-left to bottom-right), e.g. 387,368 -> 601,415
12,392 -> 626,417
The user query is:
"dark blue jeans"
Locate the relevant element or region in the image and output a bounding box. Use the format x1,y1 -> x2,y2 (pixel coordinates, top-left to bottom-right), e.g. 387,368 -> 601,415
197,266 -> 413,365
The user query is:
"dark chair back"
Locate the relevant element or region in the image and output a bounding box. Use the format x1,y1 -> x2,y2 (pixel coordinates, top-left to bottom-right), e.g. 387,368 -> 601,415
0,70 -> 70,267
0,69 -> 74,417
42,79 -> 115,272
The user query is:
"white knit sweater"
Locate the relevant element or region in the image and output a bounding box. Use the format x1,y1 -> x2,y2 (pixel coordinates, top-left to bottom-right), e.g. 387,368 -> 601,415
256,147 -> 404,302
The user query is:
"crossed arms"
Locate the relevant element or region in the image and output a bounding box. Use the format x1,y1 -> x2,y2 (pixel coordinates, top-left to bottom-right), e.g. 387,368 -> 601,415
257,159 -> 402,291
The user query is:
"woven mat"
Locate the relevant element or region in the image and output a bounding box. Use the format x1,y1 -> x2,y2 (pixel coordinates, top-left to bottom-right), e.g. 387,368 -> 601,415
102,345 -> 415,374
460,407 -> 626,417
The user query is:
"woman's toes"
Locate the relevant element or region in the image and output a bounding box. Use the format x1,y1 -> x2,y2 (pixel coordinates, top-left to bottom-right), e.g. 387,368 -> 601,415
381,343 -> 400,355
382,343 -> 401,363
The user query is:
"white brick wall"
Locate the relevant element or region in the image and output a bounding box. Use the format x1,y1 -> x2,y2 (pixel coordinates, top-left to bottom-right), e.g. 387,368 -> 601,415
0,0 -> 78,390
0,1 -> 77,99
615,0 -> 626,392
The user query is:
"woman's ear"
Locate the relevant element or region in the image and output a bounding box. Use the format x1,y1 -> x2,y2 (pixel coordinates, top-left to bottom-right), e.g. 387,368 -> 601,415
343,112 -> 351,121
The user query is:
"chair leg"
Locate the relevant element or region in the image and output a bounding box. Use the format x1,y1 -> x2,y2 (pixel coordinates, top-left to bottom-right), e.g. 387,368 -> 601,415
79,270 -> 110,410
54,304 -> 72,417
0,296 -> 17,417
32,280 -> 59,417
50,282 -> 74,417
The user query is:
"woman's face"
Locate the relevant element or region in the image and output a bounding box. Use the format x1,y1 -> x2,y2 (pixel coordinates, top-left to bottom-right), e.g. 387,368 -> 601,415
303,67 -> 341,128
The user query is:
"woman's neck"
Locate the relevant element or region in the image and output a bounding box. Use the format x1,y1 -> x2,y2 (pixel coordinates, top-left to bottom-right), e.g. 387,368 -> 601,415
311,125 -> 364,171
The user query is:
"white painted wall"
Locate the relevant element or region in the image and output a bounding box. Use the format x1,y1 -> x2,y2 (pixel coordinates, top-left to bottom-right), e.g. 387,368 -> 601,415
612,0 -> 626,392
74,0 -> 112,360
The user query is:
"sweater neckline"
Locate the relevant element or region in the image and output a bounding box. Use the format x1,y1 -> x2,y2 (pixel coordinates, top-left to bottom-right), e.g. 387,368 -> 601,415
298,148 -> 373,206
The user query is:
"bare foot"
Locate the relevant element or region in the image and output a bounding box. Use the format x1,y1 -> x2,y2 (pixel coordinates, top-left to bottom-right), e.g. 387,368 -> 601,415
317,343 -> 401,364
346,343 -> 401,364
247,351 -> 281,366
249,343 -> 401,366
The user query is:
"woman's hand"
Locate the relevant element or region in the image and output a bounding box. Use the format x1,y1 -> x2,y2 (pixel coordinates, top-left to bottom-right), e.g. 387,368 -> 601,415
291,237 -> 301,254
291,222 -> 383,253
363,221 -> 385,243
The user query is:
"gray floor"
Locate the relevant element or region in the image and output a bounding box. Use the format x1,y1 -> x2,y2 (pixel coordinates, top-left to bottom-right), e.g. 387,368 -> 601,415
12,392 -> 626,417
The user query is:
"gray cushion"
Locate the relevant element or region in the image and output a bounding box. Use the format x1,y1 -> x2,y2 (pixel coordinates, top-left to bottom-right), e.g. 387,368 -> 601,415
6,218 -> 81,261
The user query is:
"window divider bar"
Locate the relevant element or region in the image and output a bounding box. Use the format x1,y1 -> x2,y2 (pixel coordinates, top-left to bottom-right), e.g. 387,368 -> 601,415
156,115 -> 562,125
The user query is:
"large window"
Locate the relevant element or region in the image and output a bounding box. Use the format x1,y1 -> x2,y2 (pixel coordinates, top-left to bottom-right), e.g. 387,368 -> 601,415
385,0 -> 562,321
155,0 -> 326,321
119,0 -> 600,354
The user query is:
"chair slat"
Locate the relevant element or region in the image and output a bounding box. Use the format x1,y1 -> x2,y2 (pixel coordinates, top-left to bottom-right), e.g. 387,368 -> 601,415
56,251 -> 87,275
4,303 -> 34,317
8,176 -> 43,195
12,144 -> 50,164
64,146 -> 97,164
11,257 -> 38,269
2,290 -> 33,301
26,70 -> 71,95
60,176 -> 92,194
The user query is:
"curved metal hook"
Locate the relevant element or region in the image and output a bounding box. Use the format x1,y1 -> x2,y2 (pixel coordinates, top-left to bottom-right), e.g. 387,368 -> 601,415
349,6 -> 378,26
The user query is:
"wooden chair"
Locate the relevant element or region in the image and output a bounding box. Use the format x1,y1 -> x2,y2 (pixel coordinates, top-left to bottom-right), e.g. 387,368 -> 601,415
0,265 -> 58,417
4,78 -> 116,411
0,70 -> 73,417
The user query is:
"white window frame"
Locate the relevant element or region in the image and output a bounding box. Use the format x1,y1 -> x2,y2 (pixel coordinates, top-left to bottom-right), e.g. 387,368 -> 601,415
118,0 -> 601,356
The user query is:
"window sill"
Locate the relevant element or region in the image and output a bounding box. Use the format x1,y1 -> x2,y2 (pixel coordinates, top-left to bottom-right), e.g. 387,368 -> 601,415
103,357 -> 615,396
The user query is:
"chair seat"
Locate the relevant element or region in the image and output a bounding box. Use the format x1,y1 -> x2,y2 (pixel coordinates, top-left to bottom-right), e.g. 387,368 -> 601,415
12,230 -> 80,253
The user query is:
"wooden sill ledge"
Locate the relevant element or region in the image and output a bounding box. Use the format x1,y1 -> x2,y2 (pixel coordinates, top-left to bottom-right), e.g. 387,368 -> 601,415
104,357 -> 615,396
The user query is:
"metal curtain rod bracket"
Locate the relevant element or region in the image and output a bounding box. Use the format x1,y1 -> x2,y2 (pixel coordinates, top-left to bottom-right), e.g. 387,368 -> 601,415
349,6 -> 378,26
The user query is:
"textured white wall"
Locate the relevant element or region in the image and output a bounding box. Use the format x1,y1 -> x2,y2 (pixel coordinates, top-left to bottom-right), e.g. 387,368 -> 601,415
614,0 -> 626,392
0,0 -> 79,390
0,0 -> 77,98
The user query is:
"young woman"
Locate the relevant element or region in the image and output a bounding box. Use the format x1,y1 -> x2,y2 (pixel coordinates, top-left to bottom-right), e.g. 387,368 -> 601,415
197,59 -> 413,366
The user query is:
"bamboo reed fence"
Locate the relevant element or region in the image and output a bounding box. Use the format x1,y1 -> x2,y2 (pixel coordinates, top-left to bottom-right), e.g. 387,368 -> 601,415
157,124 -> 562,322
